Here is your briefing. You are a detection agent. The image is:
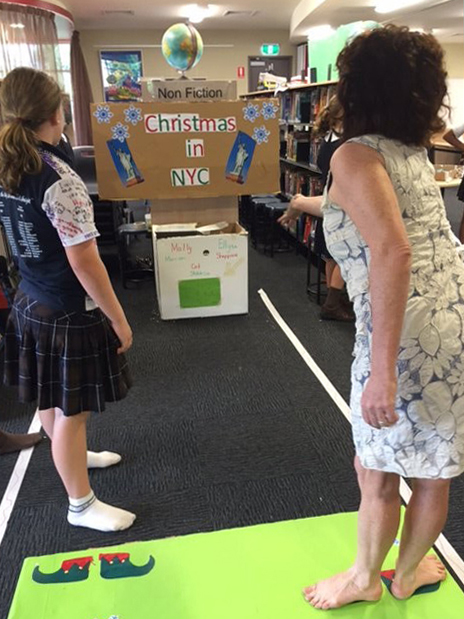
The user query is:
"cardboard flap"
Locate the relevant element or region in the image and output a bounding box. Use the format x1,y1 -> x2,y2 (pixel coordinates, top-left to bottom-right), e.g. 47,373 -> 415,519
150,196 -> 238,226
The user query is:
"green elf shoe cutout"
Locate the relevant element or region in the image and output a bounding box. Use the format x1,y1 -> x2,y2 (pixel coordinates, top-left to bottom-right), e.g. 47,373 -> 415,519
99,553 -> 155,579
33,556 -> 93,585
381,570 -> 442,596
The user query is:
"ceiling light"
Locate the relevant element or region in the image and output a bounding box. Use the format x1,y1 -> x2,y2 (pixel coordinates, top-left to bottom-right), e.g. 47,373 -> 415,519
375,0 -> 427,14
182,4 -> 214,24
306,25 -> 335,41
10,23 -> 25,29
411,27 -> 425,33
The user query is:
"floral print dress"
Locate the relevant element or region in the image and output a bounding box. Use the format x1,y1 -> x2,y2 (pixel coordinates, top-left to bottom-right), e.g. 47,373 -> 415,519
322,135 -> 464,479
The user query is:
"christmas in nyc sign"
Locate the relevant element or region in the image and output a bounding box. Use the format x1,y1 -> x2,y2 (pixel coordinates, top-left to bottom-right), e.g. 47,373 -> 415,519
91,99 -> 280,200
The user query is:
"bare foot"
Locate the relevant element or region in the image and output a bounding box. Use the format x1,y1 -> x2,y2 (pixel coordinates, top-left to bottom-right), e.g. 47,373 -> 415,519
302,568 -> 383,610
391,555 -> 447,600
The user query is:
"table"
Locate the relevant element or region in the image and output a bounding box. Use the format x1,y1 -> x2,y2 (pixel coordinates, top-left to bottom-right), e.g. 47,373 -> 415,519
437,178 -> 462,198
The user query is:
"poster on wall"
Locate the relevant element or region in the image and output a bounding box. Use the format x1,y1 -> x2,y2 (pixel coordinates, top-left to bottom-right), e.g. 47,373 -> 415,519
100,50 -> 143,102
91,99 -> 280,199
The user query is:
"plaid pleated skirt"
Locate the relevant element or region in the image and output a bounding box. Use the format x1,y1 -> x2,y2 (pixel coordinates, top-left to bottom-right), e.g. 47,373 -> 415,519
3,291 -> 132,416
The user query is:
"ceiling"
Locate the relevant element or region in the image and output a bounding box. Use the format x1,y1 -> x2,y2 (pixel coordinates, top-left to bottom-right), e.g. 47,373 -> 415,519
64,1 -> 302,30
291,0 -> 464,42
55,0 -> 464,42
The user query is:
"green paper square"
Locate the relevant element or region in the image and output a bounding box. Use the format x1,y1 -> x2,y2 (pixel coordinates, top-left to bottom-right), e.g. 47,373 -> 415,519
178,278 -> 221,309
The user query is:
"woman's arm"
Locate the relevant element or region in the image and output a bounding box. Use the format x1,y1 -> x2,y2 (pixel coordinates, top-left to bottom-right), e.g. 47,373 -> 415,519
330,143 -> 412,429
443,129 -> 464,153
65,240 -> 133,354
278,194 -> 323,225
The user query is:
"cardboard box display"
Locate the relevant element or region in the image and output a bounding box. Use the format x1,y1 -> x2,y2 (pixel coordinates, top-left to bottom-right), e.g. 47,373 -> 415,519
91,99 -> 280,200
153,221 -> 248,320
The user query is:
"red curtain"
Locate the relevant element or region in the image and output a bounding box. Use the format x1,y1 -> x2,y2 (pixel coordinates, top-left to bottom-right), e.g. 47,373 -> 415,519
70,30 -> 93,145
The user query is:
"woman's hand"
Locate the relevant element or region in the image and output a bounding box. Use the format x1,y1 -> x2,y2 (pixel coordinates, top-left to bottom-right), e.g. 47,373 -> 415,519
112,318 -> 133,354
361,374 -> 399,429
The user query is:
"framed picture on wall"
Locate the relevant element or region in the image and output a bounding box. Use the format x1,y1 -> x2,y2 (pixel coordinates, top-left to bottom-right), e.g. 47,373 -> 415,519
100,50 -> 143,102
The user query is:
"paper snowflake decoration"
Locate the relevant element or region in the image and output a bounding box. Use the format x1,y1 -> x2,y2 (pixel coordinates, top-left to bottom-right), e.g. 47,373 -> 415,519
124,105 -> 142,126
261,101 -> 279,120
243,103 -> 260,123
108,616 -> 120,619
111,123 -> 130,143
93,105 -> 114,124
253,125 -> 271,145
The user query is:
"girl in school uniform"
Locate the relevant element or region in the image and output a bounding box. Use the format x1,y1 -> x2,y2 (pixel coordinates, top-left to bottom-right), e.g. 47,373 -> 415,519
0,67 -> 135,532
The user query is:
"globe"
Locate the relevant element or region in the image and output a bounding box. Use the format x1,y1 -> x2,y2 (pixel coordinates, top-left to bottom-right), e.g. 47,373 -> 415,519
162,23 -> 204,73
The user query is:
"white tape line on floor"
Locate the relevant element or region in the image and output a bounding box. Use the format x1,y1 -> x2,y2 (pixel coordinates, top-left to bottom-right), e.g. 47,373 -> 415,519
259,287 -> 464,585
0,411 -> 41,549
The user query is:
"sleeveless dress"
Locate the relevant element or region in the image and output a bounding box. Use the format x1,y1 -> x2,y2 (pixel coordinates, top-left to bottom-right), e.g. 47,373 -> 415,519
322,135 -> 464,479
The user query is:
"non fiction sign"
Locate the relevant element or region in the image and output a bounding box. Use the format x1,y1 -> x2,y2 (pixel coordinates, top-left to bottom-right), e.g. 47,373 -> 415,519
91,99 -> 280,200
141,80 -> 237,102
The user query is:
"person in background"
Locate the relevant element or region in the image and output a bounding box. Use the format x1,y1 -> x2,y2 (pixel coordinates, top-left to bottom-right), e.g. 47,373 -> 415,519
279,97 -> 354,322
58,93 -> 75,167
283,25 -> 462,609
0,428 -> 42,455
0,68 -> 135,533
443,123 -> 464,240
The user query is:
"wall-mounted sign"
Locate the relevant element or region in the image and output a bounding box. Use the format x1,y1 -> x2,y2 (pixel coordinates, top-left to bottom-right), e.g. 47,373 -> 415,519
100,50 -> 143,102
260,44 -> 280,56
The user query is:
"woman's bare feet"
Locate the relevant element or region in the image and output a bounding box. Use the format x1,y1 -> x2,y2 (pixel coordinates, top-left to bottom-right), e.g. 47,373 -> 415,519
303,567 -> 383,610
391,555 -> 446,599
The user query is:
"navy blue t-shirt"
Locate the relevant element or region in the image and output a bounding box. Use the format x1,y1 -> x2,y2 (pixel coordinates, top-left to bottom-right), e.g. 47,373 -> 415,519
0,142 -> 100,312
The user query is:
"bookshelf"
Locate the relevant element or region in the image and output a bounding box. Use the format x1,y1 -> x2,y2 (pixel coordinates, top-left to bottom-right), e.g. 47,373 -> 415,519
242,80 -> 338,247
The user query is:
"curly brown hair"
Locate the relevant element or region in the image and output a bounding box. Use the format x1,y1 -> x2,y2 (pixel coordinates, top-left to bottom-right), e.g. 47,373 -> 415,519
336,25 -> 449,147
313,95 -> 343,139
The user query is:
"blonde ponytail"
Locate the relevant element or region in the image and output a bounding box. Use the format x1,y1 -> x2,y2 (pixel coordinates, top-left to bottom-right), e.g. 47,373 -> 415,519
0,68 -> 62,195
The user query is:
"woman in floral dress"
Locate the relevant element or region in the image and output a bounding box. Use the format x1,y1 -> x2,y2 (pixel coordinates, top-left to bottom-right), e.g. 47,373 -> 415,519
282,25 -> 462,609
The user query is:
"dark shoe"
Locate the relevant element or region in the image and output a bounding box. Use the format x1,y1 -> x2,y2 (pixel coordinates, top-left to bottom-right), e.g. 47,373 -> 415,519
0,430 -> 43,455
320,305 -> 355,322
320,287 -> 355,322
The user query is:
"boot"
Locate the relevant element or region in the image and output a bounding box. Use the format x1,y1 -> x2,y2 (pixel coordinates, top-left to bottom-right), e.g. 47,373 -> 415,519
320,288 -> 355,322
0,429 -> 43,455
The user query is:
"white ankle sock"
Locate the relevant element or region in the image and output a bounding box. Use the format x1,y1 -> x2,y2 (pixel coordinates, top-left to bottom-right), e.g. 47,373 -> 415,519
87,451 -> 122,469
68,491 -> 136,532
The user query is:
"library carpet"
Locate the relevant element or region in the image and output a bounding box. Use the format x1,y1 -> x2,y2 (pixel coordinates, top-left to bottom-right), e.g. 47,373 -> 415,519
1,245 -> 464,617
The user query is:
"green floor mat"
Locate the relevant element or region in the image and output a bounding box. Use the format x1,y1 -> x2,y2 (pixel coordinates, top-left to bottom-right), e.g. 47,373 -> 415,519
8,512 -> 464,619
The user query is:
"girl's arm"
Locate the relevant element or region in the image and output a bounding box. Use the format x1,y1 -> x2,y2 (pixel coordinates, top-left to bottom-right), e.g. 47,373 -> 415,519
66,240 -> 133,354
278,194 -> 323,225
443,129 -> 464,153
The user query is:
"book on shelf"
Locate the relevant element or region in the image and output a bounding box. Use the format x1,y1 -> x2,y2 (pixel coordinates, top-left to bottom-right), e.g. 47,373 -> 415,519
309,139 -> 322,167
281,169 -> 323,197
303,216 -> 313,245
